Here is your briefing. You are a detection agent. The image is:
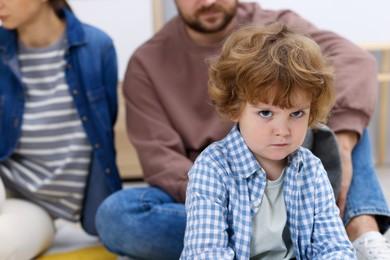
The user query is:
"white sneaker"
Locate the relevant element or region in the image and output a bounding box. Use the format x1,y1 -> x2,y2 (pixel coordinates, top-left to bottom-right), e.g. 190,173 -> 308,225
353,231 -> 390,259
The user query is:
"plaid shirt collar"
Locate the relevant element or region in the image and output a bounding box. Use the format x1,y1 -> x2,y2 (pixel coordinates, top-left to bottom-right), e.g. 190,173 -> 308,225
223,124 -> 303,179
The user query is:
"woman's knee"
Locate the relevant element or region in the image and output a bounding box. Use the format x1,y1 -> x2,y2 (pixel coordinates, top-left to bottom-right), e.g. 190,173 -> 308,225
0,199 -> 55,260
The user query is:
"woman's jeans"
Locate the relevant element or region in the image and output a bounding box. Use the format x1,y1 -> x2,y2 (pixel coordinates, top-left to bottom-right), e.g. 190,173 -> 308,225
96,129 -> 390,260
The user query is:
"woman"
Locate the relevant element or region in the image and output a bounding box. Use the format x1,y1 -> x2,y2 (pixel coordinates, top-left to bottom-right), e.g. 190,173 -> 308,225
0,0 -> 121,258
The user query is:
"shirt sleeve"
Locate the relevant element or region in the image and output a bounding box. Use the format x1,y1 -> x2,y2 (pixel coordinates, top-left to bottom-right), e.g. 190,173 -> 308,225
102,41 -> 118,126
309,160 -> 357,258
181,157 -> 235,259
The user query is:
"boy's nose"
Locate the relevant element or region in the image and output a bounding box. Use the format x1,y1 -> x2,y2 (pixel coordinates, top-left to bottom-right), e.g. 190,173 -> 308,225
273,121 -> 290,136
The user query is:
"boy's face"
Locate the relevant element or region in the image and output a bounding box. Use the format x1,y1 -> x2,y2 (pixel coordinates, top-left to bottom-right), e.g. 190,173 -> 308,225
232,90 -> 311,173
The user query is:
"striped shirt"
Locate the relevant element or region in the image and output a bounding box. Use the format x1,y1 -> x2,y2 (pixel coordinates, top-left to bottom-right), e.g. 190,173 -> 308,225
0,35 -> 91,221
181,125 -> 356,259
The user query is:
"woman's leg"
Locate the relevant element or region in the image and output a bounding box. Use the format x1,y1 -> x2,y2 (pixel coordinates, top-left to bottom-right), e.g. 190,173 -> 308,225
0,182 -> 55,260
0,178 -> 5,213
96,187 -> 186,260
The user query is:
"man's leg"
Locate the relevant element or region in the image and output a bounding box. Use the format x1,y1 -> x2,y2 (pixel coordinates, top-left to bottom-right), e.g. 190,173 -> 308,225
344,129 -> 390,259
96,187 -> 186,260
344,129 -> 390,234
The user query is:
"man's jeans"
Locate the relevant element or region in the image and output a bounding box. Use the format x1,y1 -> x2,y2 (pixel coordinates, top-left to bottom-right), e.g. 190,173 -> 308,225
345,129 -> 390,232
96,186 -> 186,260
96,129 -> 390,260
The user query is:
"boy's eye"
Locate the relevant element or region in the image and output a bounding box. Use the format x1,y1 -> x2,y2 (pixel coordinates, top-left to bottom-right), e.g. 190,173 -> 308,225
259,110 -> 273,118
291,111 -> 304,118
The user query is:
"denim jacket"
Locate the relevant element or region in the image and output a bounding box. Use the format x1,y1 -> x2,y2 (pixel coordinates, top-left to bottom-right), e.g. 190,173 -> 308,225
0,8 -> 121,235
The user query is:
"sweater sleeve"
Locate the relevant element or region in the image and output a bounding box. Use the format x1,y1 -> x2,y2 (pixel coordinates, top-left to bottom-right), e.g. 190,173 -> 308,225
122,54 -> 190,203
275,10 -> 378,138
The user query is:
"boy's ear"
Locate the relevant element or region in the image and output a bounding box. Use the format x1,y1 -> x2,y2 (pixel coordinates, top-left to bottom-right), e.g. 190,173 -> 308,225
230,113 -> 240,122
230,105 -> 243,122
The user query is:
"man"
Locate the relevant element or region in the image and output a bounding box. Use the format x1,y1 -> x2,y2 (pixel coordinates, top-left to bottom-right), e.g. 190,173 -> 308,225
96,1 -> 390,259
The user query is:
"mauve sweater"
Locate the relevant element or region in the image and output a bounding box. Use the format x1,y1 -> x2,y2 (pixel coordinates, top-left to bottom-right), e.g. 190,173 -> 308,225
123,2 -> 378,203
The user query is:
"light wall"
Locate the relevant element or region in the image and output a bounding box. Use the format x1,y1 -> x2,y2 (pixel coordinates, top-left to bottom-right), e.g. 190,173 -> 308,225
68,0 -> 154,80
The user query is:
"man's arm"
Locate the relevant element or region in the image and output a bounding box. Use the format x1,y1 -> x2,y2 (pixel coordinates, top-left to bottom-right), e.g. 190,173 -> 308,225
122,55 -> 191,203
102,42 -> 119,125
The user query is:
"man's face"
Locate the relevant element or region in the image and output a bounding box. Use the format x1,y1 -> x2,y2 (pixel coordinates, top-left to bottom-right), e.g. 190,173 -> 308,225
175,0 -> 238,34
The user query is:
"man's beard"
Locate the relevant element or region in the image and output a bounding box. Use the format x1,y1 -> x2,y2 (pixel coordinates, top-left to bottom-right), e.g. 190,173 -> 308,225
179,3 -> 237,34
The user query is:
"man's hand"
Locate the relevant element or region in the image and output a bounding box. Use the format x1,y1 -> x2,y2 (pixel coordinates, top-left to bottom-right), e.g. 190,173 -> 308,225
335,131 -> 358,218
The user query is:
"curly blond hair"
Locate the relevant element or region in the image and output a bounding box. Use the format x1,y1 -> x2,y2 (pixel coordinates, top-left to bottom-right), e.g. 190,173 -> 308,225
208,22 -> 335,127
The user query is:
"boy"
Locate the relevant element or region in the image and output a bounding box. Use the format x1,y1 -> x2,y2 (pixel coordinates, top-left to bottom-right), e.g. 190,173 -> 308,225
181,23 -> 356,259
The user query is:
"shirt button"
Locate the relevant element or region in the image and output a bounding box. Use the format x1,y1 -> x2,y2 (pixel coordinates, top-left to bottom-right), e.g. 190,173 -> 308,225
72,89 -> 79,95
82,116 -> 88,121
105,168 -> 111,174
94,143 -> 100,149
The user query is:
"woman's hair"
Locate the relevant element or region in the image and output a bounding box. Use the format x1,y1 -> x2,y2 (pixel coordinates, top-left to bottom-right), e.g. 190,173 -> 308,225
49,0 -> 73,17
208,22 -> 335,128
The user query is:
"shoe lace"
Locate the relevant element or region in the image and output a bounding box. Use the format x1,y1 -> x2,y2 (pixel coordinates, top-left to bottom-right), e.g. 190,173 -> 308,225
362,236 -> 390,259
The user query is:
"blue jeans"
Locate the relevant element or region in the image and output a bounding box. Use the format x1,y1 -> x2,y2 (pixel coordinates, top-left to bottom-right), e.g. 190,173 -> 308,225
96,186 -> 186,260
343,129 -> 390,232
96,129 -> 390,259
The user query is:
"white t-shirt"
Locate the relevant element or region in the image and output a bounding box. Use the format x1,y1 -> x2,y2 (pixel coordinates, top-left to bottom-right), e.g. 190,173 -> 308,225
250,169 -> 295,259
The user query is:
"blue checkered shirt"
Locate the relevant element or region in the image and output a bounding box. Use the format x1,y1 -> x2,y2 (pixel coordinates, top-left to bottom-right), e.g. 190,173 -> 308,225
180,125 -> 356,260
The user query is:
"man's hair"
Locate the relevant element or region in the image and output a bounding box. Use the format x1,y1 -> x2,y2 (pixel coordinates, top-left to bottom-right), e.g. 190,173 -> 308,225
208,22 -> 335,127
